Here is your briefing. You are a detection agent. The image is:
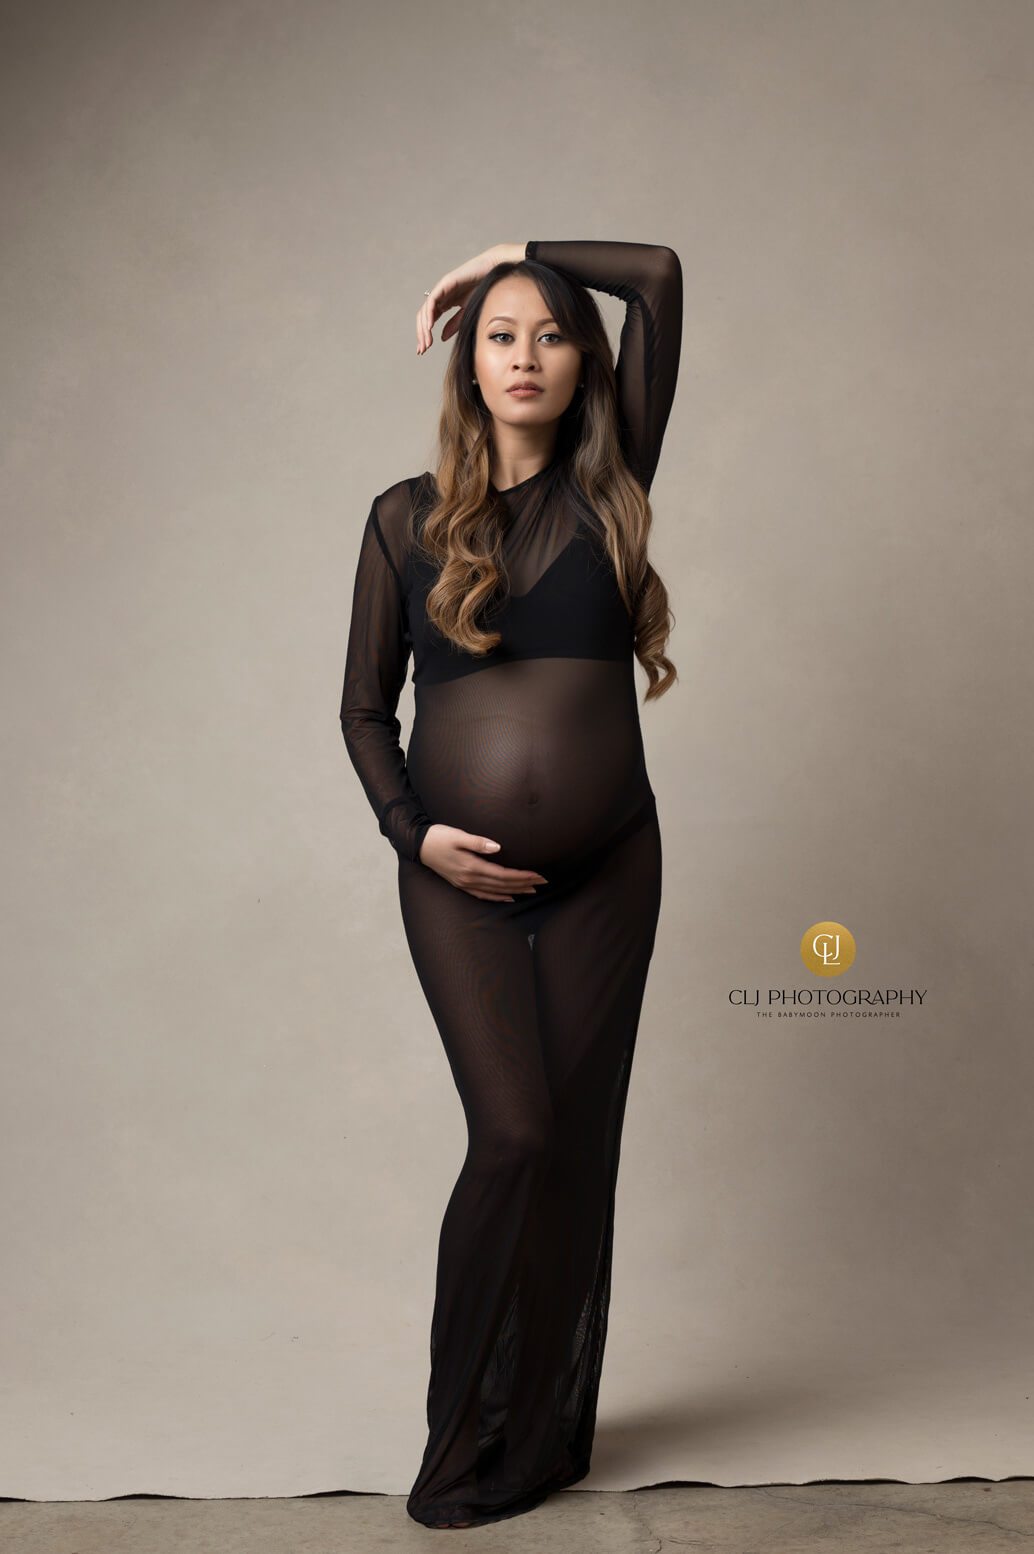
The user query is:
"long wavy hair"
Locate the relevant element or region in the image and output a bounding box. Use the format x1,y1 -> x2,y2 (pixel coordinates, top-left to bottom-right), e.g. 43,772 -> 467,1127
411,255 -> 677,701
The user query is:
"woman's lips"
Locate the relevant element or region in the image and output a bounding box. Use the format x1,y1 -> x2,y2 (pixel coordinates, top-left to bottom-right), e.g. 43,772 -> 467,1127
507,386 -> 543,397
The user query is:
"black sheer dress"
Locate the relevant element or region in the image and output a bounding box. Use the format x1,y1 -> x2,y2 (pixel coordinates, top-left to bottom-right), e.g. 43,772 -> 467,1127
340,240 -> 682,1528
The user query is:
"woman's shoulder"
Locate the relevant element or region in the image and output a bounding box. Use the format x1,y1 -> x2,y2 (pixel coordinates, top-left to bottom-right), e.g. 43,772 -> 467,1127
370,470 -> 428,507
367,472 -> 435,577
369,471 -> 433,526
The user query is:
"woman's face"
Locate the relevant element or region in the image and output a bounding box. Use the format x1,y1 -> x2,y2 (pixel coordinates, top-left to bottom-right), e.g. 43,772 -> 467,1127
473,275 -> 582,429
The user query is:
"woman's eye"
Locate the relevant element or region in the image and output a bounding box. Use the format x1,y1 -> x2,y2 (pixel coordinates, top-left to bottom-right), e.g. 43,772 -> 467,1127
488,331 -> 564,345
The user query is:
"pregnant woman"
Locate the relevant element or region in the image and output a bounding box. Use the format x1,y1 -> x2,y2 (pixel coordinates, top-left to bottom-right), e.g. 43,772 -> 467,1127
340,238 -> 682,1530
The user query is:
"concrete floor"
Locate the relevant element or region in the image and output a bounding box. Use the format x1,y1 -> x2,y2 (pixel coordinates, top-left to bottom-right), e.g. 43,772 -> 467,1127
3,1481 -> 1034,1551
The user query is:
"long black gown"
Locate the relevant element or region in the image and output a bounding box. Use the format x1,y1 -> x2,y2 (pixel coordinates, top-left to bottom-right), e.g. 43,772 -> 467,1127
340,239 -> 683,1528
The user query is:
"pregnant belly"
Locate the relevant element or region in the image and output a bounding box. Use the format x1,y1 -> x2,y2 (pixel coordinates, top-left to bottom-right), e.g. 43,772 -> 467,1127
407,658 -> 652,871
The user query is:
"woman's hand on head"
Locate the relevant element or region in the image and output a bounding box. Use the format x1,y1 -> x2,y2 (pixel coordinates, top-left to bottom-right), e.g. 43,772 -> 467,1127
416,244 -> 524,355
417,823 -> 548,902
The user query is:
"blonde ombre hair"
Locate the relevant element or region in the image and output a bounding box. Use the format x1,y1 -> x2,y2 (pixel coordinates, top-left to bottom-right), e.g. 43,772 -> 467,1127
411,255 -> 677,702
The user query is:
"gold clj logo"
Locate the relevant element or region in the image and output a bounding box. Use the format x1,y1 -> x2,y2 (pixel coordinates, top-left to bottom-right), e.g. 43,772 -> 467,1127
800,921 -> 856,977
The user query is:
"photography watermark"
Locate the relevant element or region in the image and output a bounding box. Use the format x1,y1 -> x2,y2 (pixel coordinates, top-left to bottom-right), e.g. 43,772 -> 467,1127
729,921 -> 927,1018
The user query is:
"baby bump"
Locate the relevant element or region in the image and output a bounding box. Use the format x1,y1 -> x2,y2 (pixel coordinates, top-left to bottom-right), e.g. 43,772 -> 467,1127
407,659 -> 652,870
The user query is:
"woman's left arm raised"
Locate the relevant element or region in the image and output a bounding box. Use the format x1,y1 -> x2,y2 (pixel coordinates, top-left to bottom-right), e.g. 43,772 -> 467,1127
520,239 -> 683,495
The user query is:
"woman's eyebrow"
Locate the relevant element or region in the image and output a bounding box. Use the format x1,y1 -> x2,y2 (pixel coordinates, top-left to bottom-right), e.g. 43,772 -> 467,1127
485,315 -> 559,327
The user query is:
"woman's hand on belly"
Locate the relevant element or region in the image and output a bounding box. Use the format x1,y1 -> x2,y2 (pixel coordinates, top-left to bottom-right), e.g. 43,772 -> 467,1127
418,824 -> 549,903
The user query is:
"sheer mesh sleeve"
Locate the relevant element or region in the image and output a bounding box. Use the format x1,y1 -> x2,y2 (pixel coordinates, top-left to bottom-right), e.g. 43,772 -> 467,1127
339,486 -> 433,863
524,239 -> 683,495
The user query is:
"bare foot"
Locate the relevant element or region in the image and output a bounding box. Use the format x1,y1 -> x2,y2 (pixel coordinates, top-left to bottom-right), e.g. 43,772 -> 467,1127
430,1505 -> 475,1529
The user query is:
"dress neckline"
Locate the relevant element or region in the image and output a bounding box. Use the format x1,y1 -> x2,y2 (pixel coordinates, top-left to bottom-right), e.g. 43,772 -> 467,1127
489,452 -> 561,497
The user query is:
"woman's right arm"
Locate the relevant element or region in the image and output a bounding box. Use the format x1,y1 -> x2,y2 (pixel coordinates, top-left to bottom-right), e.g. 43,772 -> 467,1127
339,496 -> 433,863
339,491 -> 548,901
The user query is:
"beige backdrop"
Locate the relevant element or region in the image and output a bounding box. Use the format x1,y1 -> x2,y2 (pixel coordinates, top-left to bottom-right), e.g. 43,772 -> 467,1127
2,0 -> 1032,1503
